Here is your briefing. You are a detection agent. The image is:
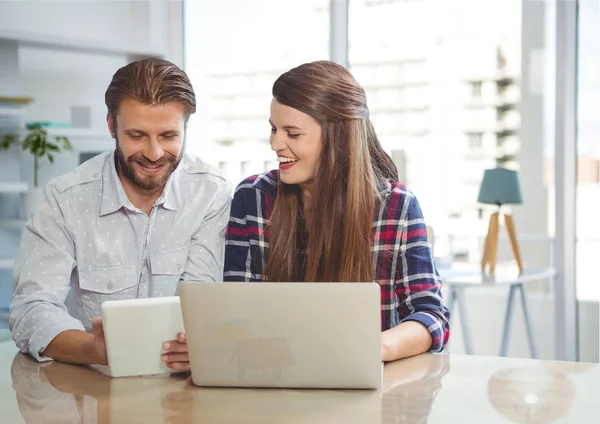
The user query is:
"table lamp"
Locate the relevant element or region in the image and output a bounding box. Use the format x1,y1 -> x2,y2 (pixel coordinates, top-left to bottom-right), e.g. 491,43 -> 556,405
477,167 -> 524,274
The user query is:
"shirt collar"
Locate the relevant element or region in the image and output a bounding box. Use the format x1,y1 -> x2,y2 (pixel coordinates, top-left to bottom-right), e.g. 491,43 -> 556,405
156,166 -> 180,212
100,151 -> 180,216
377,178 -> 392,196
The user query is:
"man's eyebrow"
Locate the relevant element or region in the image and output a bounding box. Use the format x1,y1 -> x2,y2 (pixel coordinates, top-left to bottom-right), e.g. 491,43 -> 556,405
124,128 -> 147,134
123,129 -> 180,135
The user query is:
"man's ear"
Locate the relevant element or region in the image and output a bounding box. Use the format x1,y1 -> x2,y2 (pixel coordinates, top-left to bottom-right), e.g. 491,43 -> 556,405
106,114 -> 116,138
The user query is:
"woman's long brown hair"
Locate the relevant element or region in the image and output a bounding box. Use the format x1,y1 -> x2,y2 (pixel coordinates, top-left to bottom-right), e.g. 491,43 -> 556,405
264,61 -> 398,282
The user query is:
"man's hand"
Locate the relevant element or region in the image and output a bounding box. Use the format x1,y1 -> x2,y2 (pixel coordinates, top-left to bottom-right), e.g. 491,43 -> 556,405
162,332 -> 189,372
90,317 -> 108,366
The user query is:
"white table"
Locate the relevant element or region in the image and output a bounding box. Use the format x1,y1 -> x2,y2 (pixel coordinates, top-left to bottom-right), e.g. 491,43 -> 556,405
438,265 -> 556,358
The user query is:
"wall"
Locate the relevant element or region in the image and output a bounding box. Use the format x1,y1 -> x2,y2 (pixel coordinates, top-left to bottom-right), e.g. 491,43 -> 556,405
0,0 -> 184,314
0,0 -> 185,180
0,2 -> 149,48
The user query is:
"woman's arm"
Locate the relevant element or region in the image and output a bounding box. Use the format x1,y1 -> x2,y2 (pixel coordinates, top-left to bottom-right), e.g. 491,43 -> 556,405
385,187 -> 450,361
381,321 -> 433,361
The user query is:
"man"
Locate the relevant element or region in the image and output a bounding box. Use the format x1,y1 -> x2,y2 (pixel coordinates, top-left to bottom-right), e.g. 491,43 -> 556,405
9,58 -> 231,371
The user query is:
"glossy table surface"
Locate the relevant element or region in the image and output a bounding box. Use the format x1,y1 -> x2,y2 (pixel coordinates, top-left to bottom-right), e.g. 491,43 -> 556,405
1,341 -> 599,423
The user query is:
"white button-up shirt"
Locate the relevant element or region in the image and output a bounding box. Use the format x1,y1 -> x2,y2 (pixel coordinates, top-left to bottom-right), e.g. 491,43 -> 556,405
9,150 -> 232,361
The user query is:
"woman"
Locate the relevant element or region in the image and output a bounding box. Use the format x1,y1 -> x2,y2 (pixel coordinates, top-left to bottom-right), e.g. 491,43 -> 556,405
224,60 -> 450,361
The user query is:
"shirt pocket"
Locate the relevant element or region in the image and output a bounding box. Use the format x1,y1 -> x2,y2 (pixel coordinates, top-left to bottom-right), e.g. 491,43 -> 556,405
149,246 -> 189,296
78,267 -> 139,317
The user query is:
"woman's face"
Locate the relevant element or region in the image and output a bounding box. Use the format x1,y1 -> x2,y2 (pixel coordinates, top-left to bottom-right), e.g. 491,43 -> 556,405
269,99 -> 323,186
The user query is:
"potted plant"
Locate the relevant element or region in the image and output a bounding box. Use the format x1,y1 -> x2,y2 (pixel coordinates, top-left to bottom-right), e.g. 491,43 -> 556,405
1,124 -> 72,217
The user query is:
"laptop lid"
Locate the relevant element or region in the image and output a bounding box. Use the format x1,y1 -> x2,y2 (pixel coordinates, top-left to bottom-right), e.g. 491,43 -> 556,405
179,282 -> 382,389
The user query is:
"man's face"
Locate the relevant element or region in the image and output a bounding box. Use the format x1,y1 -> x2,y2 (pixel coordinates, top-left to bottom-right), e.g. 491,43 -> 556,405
108,99 -> 186,192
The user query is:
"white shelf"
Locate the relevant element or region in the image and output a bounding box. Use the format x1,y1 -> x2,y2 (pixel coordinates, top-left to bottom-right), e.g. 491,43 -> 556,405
0,220 -> 25,230
35,128 -> 112,153
0,107 -> 27,118
14,127 -> 107,139
45,128 -> 107,138
0,259 -> 14,270
0,28 -> 164,58
0,182 -> 28,193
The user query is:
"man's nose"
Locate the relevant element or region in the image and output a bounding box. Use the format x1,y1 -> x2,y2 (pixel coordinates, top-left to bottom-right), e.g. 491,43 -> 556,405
143,138 -> 165,162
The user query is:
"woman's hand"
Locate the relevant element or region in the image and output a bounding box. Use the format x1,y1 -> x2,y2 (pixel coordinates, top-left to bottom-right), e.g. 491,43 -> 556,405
162,332 -> 190,372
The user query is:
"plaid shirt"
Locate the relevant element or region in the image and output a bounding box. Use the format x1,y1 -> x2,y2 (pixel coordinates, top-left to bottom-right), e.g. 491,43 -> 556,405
224,171 -> 450,352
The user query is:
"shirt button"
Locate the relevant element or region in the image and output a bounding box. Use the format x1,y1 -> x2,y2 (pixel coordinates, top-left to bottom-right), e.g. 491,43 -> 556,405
175,264 -> 181,271
107,281 -> 114,290
92,172 -> 100,178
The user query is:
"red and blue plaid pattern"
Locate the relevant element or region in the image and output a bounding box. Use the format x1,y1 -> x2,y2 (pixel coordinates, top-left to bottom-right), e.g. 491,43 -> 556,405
224,171 -> 450,352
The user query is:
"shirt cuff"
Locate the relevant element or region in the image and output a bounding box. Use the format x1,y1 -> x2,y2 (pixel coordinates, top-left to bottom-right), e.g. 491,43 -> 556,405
26,317 -> 86,362
401,311 -> 447,352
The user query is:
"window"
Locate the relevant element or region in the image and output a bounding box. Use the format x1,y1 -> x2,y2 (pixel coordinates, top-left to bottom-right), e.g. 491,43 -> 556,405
470,81 -> 483,98
182,0 -> 590,360
467,132 -> 483,149
264,160 -> 278,172
240,161 -> 254,177
183,0 -> 329,179
349,0 -> 521,236
576,0 -> 600,303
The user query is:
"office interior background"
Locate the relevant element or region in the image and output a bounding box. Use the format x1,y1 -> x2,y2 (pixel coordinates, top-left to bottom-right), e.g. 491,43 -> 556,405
0,0 -> 597,362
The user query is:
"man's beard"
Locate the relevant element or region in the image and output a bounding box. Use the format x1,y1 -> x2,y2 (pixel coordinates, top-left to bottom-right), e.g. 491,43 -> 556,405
115,138 -> 182,192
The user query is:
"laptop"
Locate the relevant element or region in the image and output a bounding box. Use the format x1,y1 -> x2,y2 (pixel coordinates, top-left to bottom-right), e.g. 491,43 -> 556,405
101,296 -> 184,377
179,282 -> 382,389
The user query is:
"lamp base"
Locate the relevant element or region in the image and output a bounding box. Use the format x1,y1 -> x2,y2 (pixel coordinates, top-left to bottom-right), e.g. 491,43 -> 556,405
481,211 -> 524,274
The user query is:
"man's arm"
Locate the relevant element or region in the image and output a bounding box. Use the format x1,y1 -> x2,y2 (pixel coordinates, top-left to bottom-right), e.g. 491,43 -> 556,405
9,184 -> 92,363
42,318 -> 107,365
162,177 -> 231,371
180,177 -> 232,283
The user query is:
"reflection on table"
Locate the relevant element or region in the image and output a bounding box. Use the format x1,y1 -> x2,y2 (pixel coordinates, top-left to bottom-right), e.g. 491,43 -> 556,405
6,343 -> 600,423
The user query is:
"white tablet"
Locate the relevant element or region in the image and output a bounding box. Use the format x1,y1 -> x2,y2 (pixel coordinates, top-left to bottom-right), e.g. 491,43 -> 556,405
101,296 -> 184,377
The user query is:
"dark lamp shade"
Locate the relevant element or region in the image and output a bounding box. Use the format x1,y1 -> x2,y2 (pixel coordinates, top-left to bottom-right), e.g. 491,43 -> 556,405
477,167 -> 523,205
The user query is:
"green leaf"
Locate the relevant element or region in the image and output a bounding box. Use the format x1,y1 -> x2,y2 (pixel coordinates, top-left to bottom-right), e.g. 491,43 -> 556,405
16,126 -> 71,161
32,138 -> 42,157
57,136 -> 72,150
0,133 -> 18,150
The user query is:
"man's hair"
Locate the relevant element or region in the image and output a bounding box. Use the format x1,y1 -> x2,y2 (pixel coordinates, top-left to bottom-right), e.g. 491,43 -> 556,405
105,57 -> 196,124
